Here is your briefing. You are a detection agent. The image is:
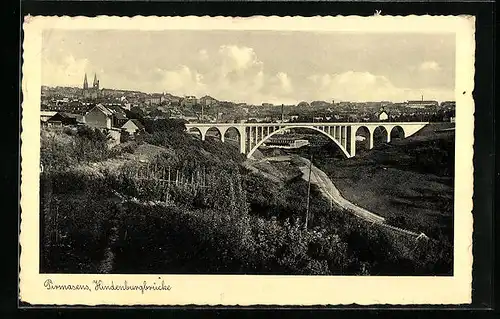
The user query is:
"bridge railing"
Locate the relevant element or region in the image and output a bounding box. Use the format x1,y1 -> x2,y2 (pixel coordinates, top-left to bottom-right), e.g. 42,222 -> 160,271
185,121 -> 430,127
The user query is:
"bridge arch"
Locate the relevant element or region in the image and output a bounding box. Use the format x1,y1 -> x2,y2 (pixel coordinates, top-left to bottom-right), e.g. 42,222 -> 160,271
354,125 -> 371,153
390,125 -> 405,140
373,125 -> 389,147
246,125 -> 350,159
187,127 -> 203,140
205,126 -> 223,141
223,126 -> 243,151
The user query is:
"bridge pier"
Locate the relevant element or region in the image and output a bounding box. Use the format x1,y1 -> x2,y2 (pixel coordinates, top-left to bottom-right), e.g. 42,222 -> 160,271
240,130 -> 246,154
341,126 -> 347,150
253,127 -> 258,147
350,127 -> 357,157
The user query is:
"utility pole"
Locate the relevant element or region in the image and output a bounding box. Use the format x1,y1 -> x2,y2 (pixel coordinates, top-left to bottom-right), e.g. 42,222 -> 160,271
305,154 -> 313,230
201,103 -> 204,122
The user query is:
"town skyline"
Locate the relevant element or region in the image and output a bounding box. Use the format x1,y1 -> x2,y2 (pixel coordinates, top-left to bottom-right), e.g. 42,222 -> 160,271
42,30 -> 456,105
42,81 -> 453,107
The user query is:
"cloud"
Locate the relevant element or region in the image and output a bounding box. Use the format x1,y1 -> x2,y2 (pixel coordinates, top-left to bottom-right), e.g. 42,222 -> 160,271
307,71 -> 454,102
198,49 -> 209,61
156,44 -> 296,104
86,43 -> 452,104
42,55 -> 90,87
158,47 -> 453,104
161,65 -> 207,96
218,45 -> 262,72
418,61 -> 441,71
276,72 -> 293,93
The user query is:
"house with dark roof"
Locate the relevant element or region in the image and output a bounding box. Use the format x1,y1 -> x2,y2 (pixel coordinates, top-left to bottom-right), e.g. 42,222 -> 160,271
40,111 -> 58,126
45,112 -> 83,127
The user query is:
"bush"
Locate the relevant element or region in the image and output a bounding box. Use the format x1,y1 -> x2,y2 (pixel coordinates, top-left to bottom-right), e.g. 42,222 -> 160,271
120,131 -> 131,143
40,190 -> 118,273
41,126 -> 142,172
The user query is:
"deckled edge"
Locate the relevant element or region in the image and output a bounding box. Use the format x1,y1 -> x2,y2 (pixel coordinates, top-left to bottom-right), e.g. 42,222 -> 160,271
19,14 -> 477,307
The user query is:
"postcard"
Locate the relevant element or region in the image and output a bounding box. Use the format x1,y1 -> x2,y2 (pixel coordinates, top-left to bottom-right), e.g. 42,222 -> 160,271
20,15 -> 475,306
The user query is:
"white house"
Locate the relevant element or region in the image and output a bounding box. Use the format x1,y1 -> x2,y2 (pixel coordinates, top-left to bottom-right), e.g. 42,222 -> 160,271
84,104 -> 113,129
84,104 -> 128,130
377,108 -> 389,121
121,119 -> 145,135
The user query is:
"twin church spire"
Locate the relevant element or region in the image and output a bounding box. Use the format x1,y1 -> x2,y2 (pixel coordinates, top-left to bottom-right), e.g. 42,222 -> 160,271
83,73 -> 99,90
82,73 -> 101,99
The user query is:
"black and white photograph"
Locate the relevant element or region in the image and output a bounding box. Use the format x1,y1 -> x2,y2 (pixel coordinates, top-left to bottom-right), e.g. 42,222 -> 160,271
20,15 -> 474,306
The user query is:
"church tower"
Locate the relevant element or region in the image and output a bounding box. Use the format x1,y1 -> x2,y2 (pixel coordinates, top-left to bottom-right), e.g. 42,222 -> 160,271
93,74 -> 99,90
83,73 -> 88,90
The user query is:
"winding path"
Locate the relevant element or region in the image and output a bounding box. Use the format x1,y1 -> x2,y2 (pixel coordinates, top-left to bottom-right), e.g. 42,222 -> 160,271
261,156 -> 427,239
297,157 -> 386,224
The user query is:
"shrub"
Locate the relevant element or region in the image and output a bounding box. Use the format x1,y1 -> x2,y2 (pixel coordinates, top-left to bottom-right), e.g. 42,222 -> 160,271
120,131 -> 131,143
40,191 -> 118,273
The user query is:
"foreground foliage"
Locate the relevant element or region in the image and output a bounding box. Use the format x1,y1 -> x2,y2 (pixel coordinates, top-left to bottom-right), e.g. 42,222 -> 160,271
40,123 -> 452,275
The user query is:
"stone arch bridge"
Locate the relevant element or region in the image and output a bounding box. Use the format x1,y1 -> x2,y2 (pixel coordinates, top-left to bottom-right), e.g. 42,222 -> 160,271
185,122 -> 428,159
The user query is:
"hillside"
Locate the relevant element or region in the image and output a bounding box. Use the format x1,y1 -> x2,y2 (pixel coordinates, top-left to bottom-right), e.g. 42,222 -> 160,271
40,122 -> 454,275
40,125 -> 339,275
312,123 -> 454,273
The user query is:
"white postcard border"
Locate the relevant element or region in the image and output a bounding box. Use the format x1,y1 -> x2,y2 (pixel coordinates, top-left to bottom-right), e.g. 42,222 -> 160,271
20,15 -> 475,306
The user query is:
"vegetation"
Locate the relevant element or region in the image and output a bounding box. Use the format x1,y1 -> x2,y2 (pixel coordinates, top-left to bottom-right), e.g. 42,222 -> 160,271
303,124 -> 455,274
41,126 -> 126,171
40,122 -> 454,275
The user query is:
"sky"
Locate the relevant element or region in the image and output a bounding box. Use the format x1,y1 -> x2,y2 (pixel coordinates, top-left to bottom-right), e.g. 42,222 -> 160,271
41,29 -> 456,104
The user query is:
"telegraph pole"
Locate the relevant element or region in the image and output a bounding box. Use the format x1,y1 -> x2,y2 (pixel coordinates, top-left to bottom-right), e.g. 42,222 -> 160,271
201,102 -> 204,122
305,154 -> 313,230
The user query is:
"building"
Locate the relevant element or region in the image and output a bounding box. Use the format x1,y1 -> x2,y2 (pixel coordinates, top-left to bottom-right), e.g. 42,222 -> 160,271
182,96 -> 197,107
106,104 -> 129,127
84,104 -> 128,130
82,73 -> 101,99
441,101 -> 456,110
377,108 -> 389,121
45,112 -> 82,127
40,111 -> 58,125
199,95 -> 218,107
406,100 -> 439,109
146,93 -> 165,106
121,119 -> 145,135
263,137 -> 310,149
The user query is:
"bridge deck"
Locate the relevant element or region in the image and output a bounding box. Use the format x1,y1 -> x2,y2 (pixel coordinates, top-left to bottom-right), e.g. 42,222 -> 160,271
185,122 -> 429,127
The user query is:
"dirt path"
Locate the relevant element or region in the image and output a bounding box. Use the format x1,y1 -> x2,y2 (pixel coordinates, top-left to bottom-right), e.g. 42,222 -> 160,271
296,157 -> 386,224
244,156 -> 427,239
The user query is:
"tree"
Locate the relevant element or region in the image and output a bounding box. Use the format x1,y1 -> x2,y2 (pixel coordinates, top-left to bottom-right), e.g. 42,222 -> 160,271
126,108 -> 146,123
145,118 -> 188,134
120,131 -> 131,143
